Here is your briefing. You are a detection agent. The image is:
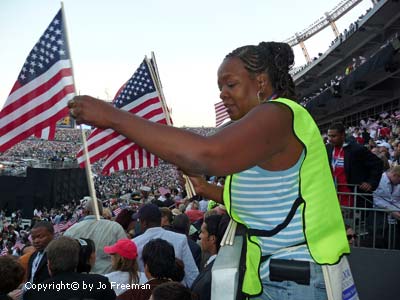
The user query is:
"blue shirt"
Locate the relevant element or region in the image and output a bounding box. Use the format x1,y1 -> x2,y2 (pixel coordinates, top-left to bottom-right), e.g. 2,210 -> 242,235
373,172 -> 400,210
133,226 -> 199,287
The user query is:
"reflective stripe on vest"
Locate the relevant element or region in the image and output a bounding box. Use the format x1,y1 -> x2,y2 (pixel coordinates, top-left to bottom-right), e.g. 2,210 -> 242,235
223,98 -> 350,296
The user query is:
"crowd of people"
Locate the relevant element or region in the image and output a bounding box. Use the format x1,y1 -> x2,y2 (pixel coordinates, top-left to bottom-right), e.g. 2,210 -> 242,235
2,111 -> 399,298
290,0 -> 381,77
0,185 -> 228,300
299,31 -> 398,108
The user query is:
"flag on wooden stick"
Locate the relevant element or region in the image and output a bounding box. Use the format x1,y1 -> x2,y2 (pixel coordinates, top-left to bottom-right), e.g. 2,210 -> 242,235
76,58 -> 169,174
0,9 -> 75,152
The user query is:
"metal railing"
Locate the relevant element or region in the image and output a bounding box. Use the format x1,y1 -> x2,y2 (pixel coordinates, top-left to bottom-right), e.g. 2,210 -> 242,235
338,184 -> 400,250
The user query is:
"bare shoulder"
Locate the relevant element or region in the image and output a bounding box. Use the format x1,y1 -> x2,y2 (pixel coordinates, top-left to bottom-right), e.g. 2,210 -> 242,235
246,101 -> 294,133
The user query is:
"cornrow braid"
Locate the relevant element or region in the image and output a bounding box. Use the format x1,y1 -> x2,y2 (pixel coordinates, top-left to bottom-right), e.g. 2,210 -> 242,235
226,41 -> 296,101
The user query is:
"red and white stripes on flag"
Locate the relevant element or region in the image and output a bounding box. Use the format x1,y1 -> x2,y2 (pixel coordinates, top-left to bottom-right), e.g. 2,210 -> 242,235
113,207 -> 122,217
0,9 -> 74,152
76,59 -> 168,175
214,101 -> 229,127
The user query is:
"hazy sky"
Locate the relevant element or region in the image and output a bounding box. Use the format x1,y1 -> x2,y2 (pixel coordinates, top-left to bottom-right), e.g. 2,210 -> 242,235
0,0 -> 372,127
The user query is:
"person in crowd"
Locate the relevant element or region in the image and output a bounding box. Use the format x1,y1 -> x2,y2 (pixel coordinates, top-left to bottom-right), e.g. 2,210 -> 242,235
23,236 -> 115,300
345,224 -> 357,246
198,196 -> 209,212
372,166 -> 400,215
115,208 -> 136,233
64,197 -> 127,274
139,186 -> 152,203
170,213 -> 202,270
69,41 -> 350,299
104,238 -> 142,296
118,238 -> 184,300
131,204 -> 198,287
102,207 -> 113,220
162,193 -> 175,208
159,207 -> 173,228
327,122 -> 383,206
0,256 -> 25,300
185,200 -> 204,224
18,245 -> 35,282
26,221 -> 54,285
372,165 -> 400,249
191,214 -> 229,300
76,237 -> 96,273
151,282 -> 194,300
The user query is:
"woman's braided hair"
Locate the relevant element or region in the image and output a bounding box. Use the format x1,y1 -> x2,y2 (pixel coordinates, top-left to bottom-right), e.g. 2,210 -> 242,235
226,42 -> 296,100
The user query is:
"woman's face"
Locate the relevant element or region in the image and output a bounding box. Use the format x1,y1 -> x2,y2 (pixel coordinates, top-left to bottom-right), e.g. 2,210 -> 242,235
217,57 -> 260,121
199,222 -> 213,253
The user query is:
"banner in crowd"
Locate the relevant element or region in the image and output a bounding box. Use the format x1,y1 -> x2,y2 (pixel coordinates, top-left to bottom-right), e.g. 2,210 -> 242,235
76,58 -> 169,174
0,8 -> 75,152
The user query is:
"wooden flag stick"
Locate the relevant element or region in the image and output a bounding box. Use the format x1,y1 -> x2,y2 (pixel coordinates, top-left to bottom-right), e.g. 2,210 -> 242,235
228,221 -> 237,245
61,2 -> 100,221
220,219 -> 233,247
147,53 -> 196,197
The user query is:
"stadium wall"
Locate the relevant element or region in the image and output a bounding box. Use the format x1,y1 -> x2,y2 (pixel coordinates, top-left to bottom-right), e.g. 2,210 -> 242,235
0,167 -> 88,218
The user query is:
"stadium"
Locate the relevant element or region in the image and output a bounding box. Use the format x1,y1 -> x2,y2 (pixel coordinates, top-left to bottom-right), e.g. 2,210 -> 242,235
0,0 -> 399,299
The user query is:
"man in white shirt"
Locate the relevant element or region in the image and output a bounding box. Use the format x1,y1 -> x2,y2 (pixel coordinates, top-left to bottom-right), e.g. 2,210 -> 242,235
132,203 -> 199,287
373,166 -> 400,249
373,166 -> 400,219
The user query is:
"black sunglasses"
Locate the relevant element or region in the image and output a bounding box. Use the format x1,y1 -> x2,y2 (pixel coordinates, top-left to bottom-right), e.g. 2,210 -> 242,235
347,234 -> 357,240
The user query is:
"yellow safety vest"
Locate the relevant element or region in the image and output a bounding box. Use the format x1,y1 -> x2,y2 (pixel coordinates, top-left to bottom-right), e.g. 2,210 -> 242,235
223,98 -> 350,297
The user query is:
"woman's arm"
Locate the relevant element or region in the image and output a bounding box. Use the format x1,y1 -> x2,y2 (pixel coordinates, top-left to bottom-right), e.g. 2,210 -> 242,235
186,175 -> 224,204
70,96 -> 296,176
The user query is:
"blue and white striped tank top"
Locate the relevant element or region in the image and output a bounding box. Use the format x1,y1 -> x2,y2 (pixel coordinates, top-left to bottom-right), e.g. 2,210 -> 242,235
231,151 -> 313,279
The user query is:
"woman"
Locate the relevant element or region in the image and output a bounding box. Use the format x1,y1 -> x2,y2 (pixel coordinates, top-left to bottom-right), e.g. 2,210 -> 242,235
191,214 -> 229,300
69,41 -> 349,299
76,238 -> 96,273
104,238 -> 141,296
118,238 -> 184,300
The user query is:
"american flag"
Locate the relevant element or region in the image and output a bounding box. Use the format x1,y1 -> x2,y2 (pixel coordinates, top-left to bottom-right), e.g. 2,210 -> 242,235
77,59 -> 168,174
113,207 -> 123,217
0,246 -> 9,256
214,101 -> 229,127
0,9 -> 74,152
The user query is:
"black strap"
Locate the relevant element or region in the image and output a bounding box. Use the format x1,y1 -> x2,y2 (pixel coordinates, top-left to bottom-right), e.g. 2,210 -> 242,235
235,232 -> 248,300
247,197 -> 304,237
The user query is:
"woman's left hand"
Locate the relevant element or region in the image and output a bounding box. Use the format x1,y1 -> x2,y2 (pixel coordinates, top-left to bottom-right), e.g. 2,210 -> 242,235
68,95 -> 116,129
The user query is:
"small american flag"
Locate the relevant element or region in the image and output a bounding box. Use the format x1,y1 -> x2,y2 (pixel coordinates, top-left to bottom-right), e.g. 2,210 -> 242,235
0,246 -> 9,256
214,101 -> 229,127
113,207 -> 122,217
14,240 -> 25,251
76,58 -> 168,174
0,9 -> 74,152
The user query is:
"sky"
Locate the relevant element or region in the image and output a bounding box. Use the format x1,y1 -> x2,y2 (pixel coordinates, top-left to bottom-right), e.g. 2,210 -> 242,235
0,0 -> 373,127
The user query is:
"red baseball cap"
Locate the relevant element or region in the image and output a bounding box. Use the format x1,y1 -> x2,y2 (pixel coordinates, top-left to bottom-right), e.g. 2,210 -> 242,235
104,239 -> 138,260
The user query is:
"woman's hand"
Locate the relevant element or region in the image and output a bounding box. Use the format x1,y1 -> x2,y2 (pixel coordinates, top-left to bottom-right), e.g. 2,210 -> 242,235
180,171 -> 223,203
185,174 -> 209,196
68,95 -> 116,129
